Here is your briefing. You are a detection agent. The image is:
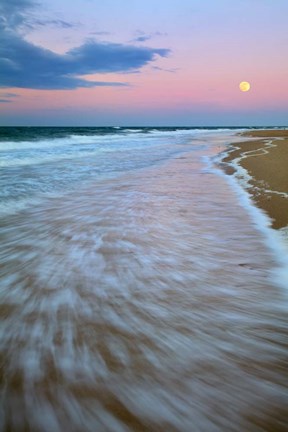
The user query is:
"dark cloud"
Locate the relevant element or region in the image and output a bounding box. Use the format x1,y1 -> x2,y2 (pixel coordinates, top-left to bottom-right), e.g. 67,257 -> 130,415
68,40 -> 168,74
0,99 -> 12,103
0,0 -> 170,90
0,0 -> 35,31
0,0 -> 79,32
0,32 -> 169,89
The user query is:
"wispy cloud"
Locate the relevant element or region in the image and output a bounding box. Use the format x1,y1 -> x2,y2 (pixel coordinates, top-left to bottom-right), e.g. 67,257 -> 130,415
152,66 -> 179,73
1,92 -> 19,97
0,0 -> 170,90
90,31 -> 111,36
0,0 -> 78,32
27,18 -> 78,30
131,30 -> 168,43
0,91 -> 20,103
133,35 -> 152,43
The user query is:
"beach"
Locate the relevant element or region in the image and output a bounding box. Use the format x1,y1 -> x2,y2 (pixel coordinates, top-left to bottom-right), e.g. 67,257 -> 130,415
0,128 -> 288,431
222,130 -> 288,231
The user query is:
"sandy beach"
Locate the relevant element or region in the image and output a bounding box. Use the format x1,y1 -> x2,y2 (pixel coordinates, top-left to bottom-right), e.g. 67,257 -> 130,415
1,128 -> 288,431
222,130 -> 288,230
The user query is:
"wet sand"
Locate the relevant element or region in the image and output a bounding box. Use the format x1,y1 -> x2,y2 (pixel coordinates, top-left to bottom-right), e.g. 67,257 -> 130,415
222,130 -> 288,230
1,146 -> 288,431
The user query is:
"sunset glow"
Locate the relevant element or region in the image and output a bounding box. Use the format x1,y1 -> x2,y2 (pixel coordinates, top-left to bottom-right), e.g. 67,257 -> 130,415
1,0 -> 287,125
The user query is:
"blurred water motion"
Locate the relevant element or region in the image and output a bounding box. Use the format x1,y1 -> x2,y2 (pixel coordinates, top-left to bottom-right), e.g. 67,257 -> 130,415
0,129 -> 288,431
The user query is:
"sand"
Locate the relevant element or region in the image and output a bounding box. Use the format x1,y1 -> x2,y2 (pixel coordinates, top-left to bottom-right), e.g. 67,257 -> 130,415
222,130 -> 288,230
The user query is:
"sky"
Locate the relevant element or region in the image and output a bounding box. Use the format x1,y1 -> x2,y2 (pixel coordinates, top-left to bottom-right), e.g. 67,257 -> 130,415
0,0 -> 288,126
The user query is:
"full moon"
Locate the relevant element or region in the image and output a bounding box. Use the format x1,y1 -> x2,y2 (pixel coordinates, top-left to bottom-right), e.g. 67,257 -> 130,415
239,81 -> 251,92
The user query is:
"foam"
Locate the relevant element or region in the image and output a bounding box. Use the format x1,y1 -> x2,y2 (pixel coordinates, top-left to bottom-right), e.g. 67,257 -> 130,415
208,140 -> 288,294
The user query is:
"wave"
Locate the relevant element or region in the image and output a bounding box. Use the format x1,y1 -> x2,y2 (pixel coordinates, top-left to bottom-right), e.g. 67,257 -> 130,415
0,127 -> 214,155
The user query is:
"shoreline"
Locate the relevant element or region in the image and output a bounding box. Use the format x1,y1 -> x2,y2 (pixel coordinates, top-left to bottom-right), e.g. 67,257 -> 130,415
220,130 -> 288,230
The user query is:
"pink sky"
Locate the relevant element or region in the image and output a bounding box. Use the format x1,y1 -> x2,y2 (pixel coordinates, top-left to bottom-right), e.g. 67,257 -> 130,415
1,0 -> 288,125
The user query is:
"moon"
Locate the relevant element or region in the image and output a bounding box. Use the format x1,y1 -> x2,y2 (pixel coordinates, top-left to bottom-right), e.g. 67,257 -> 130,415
239,81 -> 251,92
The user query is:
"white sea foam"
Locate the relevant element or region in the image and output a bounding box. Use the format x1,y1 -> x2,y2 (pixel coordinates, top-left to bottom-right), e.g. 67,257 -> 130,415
207,137 -> 288,294
122,128 -> 143,133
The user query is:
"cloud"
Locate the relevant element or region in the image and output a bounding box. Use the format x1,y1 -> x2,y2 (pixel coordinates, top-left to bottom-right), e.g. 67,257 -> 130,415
0,0 -> 79,32
0,91 -> 19,103
133,36 -> 152,43
0,33 -> 169,89
1,92 -> 19,97
132,30 -> 168,43
130,31 -> 168,44
152,66 -> 179,73
90,31 -> 111,36
0,0 -> 170,90
27,18 -> 77,30
0,0 -> 35,31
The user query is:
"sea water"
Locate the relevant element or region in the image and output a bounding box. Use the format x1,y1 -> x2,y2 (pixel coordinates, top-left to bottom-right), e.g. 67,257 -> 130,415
0,127 -> 287,431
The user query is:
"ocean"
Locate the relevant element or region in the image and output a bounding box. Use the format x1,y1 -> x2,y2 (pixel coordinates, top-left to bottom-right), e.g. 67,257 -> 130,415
0,127 -> 287,431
